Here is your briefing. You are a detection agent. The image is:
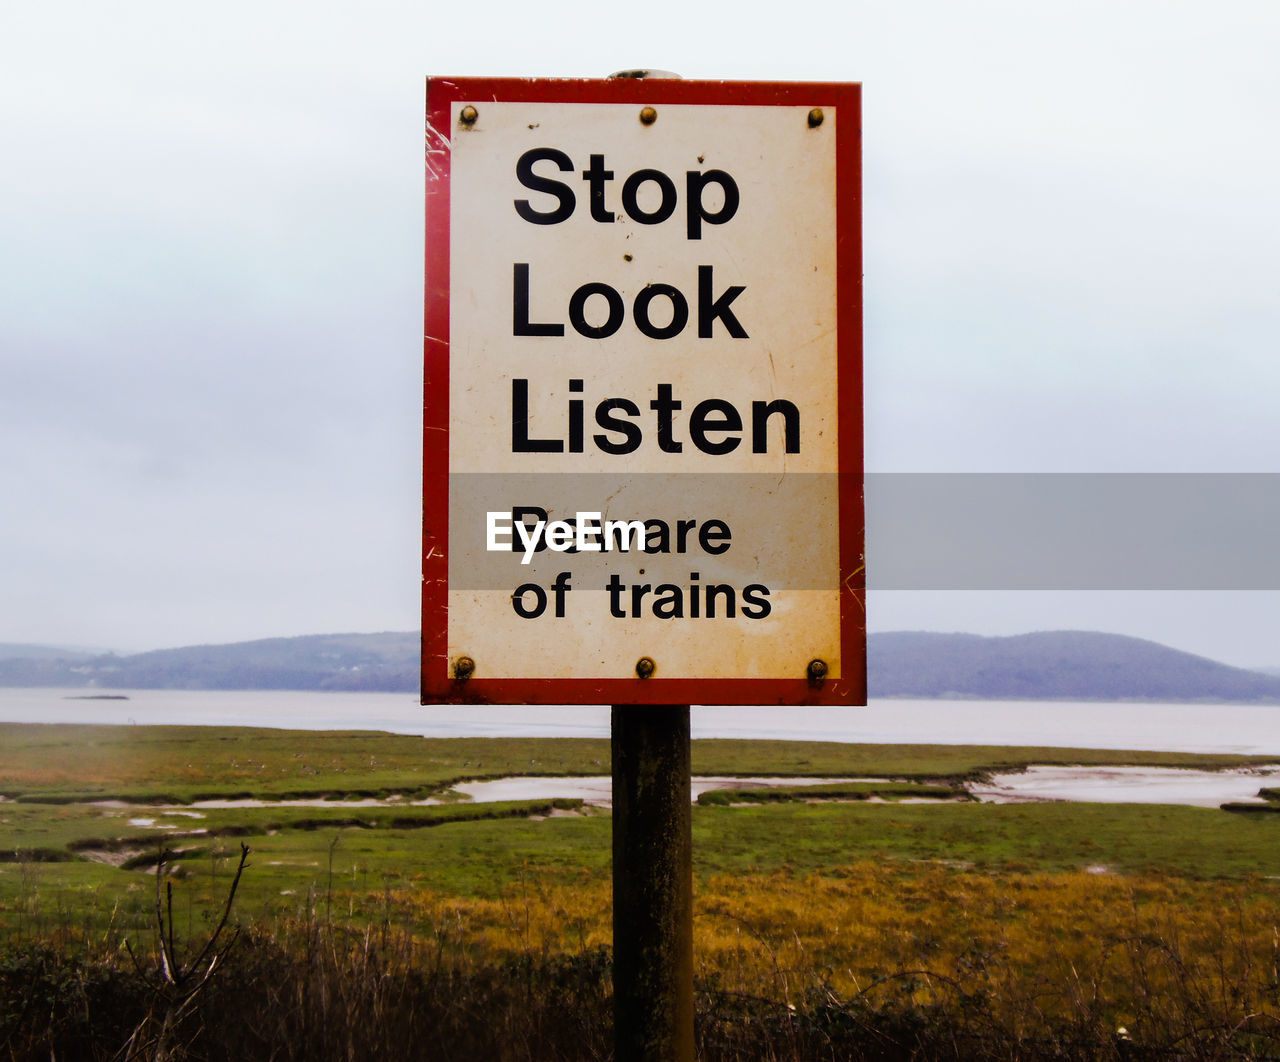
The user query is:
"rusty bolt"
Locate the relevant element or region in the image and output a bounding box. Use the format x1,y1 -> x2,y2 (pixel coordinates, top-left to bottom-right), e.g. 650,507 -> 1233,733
609,69 -> 682,80
459,105 -> 478,127
807,107 -> 824,128
806,658 -> 828,686
635,656 -> 656,680
454,655 -> 475,681
639,106 -> 658,126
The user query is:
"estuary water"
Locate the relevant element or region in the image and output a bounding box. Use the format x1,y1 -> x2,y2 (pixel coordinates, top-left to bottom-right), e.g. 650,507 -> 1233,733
2,687 -> 1280,756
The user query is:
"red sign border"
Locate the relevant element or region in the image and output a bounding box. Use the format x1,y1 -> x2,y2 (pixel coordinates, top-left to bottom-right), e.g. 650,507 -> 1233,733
423,76 -> 864,706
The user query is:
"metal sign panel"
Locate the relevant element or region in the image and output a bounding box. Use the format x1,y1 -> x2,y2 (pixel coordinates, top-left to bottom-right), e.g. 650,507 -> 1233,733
423,77 -> 864,705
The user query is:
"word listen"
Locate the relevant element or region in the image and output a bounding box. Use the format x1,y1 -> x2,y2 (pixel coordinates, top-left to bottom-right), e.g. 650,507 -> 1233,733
513,380 -> 799,456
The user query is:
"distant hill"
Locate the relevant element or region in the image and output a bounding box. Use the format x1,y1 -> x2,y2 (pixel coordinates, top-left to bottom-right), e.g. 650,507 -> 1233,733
868,630 -> 1280,702
0,643 -> 97,662
3,629 -> 1279,702
0,632 -> 418,692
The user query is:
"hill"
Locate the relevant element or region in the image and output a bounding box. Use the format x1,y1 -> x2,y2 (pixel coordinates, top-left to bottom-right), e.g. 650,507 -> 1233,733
2,629 -> 1278,702
0,643 -> 97,662
868,630 -> 1280,702
0,632 -> 418,692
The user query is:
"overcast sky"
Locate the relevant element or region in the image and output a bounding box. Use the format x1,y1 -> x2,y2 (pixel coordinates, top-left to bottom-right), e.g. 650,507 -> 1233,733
3,2 -> 1279,665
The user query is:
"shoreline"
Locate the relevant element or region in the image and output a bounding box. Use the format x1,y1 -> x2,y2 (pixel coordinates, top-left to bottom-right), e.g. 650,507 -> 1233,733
55,764 -> 1280,812
5,687 -> 1280,755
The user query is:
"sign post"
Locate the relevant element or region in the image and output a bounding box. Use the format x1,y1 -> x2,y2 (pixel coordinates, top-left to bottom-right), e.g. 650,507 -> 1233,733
611,703 -> 694,1060
424,75 -> 863,1058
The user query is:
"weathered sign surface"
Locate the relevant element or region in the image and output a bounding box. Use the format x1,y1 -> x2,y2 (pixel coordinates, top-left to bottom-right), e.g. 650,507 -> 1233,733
423,77 -> 864,705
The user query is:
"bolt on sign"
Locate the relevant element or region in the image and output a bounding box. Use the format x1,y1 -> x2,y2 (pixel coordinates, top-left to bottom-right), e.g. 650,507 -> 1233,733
423,77 -> 864,705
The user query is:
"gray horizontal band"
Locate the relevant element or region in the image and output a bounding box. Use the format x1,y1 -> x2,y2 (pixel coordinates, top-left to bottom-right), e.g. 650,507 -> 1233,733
440,472 -> 1280,592
867,473 -> 1280,590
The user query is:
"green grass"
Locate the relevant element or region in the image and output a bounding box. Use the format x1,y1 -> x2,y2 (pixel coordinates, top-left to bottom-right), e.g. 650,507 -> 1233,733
3,724 -> 1280,932
695,780 -> 963,804
6,793 -> 1280,930
2,722 -> 1269,802
0,724 -> 615,803
693,799 -> 1280,879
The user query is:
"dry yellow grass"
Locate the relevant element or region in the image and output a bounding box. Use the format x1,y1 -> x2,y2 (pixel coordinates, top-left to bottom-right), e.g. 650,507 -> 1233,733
365,861 -> 1280,1044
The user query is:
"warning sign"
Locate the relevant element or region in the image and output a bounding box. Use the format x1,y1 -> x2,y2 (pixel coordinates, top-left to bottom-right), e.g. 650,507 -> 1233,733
423,77 -> 864,705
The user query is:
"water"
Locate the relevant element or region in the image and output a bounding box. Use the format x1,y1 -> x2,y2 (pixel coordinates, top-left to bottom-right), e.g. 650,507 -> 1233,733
3,687 -> 1280,755
973,764 -> 1280,808
450,775 -> 877,807
71,767 -> 1280,811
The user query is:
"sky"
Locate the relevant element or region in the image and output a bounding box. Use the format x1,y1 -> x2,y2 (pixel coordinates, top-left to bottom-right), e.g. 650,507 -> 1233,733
2,1 -> 1279,666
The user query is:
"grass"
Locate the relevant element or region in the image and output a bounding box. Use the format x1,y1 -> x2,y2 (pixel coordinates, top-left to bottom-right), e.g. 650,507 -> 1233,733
8,858 -> 1280,1059
5,724 -> 1280,1058
0,724 -> 614,803
695,799 -> 1280,879
695,781 -> 965,805
2,722 -> 1271,802
3,726 -> 1280,914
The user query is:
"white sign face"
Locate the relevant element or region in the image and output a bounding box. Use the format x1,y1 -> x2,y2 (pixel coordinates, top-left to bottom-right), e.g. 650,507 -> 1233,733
424,80 -> 862,702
